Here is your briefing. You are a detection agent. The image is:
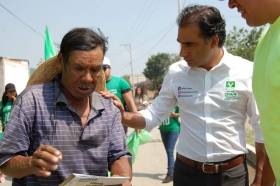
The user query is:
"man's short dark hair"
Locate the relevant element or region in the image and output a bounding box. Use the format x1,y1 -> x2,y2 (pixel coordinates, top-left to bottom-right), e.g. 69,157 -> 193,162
176,4 -> 226,47
59,28 -> 108,66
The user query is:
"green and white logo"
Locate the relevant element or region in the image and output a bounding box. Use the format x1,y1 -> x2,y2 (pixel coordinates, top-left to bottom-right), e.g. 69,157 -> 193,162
226,81 -> 236,90
224,91 -> 238,101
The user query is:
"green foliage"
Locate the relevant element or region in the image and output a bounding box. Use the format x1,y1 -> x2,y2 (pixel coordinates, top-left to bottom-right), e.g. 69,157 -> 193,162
143,53 -> 181,90
122,75 -> 132,86
225,26 -> 265,61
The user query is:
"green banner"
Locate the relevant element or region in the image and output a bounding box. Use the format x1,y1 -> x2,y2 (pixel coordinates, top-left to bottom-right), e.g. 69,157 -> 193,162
44,26 -> 56,60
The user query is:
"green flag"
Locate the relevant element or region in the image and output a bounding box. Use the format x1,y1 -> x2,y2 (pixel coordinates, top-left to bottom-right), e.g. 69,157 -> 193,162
44,26 -> 56,60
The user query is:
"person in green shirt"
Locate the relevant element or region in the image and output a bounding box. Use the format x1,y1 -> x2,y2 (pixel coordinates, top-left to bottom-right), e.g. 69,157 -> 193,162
228,0 -> 280,185
0,83 -> 17,133
158,84 -> 180,183
102,57 -> 137,135
0,83 -> 17,183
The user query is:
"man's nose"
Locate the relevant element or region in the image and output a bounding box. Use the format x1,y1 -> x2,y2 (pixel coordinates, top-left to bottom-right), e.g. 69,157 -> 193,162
82,71 -> 94,82
228,0 -> 237,9
180,45 -> 188,57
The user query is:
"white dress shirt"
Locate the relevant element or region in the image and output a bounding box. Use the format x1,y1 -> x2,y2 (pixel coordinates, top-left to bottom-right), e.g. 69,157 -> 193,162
140,49 -> 263,162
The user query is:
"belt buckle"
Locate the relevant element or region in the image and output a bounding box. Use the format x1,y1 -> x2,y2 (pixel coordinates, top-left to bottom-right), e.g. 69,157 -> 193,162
202,163 -> 219,174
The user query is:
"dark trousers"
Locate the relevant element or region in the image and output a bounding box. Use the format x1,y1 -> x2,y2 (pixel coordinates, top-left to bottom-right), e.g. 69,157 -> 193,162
173,157 -> 249,186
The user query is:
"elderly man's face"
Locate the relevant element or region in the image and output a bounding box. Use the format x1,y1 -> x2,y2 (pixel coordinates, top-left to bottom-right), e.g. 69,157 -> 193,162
59,47 -> 103,101
228,0 -> 276,26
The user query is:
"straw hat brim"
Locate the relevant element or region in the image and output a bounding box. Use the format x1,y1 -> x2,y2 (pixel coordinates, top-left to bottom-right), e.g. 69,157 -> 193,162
26,56 -> 107,92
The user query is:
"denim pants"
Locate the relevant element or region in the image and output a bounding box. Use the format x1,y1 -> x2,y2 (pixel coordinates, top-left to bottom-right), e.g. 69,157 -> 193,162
160,130 -> 180,174
173,157 -> 249,186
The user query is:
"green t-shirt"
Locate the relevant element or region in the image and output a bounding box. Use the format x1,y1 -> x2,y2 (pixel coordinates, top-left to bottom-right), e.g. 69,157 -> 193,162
106,76 -> 131,106
159,106 -> 180,132
253,16 -> 280,183
0,101 -> 13,130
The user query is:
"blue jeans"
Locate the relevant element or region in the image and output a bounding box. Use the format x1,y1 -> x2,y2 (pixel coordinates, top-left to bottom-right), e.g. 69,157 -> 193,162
160,130 -> 180,174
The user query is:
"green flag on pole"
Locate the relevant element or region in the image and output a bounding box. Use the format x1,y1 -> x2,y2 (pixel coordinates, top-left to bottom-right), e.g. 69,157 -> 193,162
44,26 -> 56,60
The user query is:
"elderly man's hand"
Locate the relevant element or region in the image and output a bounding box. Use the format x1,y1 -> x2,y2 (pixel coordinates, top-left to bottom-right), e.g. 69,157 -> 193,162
30,145 -> 62,177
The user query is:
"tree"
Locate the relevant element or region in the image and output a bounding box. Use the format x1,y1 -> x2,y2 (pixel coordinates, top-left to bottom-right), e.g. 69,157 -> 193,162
143,53 -> 181,90
122,75 -> 132,87
225,26 -> 265,61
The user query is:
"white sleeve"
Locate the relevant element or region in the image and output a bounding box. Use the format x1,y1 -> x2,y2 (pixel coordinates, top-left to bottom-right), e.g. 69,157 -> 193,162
246,80 -> 264,143
139,67 -> 177,131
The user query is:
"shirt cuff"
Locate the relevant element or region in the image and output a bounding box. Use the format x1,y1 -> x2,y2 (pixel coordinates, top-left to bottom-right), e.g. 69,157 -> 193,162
139,109 -> 157,131
251,122 -> 264,143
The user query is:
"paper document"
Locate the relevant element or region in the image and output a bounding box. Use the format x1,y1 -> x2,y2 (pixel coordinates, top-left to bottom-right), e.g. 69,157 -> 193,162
59,173 -> 129,186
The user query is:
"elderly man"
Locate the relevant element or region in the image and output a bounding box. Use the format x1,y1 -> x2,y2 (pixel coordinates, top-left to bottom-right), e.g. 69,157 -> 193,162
0,28 -> 132,186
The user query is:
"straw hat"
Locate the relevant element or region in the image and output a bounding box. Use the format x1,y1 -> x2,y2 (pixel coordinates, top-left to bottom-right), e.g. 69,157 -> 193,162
26,56 -> 106,92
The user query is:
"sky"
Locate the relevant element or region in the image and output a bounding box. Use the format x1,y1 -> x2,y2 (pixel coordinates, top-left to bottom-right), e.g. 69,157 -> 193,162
0,0 -> 254,77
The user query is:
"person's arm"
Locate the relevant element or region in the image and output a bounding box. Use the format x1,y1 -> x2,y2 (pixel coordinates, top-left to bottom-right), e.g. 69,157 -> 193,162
11,95 -> 17,102
108,103 -> 133,186
260,149 -> 276,186
110,157 -> 132,186
251,142 -> 276,186
169,112 -> 179,118
100,68 -> 177,130
169,106 -> 179,118
122,90 -> 137,113
0,156 -> 32,178
100,91 -> 146,129
0,145 -> 62,178
122,89 -> 142,134
245,77 -> 269,186
250,142 -> 265,186
103,68 -> 178,131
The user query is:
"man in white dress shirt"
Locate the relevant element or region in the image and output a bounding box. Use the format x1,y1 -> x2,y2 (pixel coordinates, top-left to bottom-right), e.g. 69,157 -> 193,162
101,4 -> 267,186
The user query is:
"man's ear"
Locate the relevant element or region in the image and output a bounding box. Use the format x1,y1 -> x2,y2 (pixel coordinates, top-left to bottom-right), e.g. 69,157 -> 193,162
210,35 -> 219,48
57,52 -> 64,69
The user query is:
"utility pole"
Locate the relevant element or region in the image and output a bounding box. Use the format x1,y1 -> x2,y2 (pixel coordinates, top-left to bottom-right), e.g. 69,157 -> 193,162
178,0 -> 184,60
178,0 -> 181,14
121,44 -> 135,95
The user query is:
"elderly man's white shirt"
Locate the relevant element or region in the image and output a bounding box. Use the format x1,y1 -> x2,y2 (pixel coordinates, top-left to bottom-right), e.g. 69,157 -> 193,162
140,50 -> 263,162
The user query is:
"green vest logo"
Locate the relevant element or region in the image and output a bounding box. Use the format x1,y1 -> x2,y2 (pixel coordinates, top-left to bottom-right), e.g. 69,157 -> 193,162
226,81 -> 236,90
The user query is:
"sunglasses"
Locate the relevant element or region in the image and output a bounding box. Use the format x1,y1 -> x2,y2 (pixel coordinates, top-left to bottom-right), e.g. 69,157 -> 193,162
102,65 -> 110,71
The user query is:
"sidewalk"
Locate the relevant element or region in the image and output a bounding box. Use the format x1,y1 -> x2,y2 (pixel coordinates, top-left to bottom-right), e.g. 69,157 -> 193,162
129,128 -> 173,186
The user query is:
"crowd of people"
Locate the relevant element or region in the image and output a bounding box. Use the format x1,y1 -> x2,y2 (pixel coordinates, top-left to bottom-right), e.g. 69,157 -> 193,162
0,1 -> 279,185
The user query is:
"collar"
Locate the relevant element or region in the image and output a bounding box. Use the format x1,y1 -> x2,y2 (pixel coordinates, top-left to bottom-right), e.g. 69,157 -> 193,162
194,47 -> 232,72
53,74 -> 104,112
181,47 -> 230,73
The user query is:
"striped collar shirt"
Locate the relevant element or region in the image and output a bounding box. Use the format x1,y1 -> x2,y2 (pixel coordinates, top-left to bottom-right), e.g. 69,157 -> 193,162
0,77 -> 131,185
